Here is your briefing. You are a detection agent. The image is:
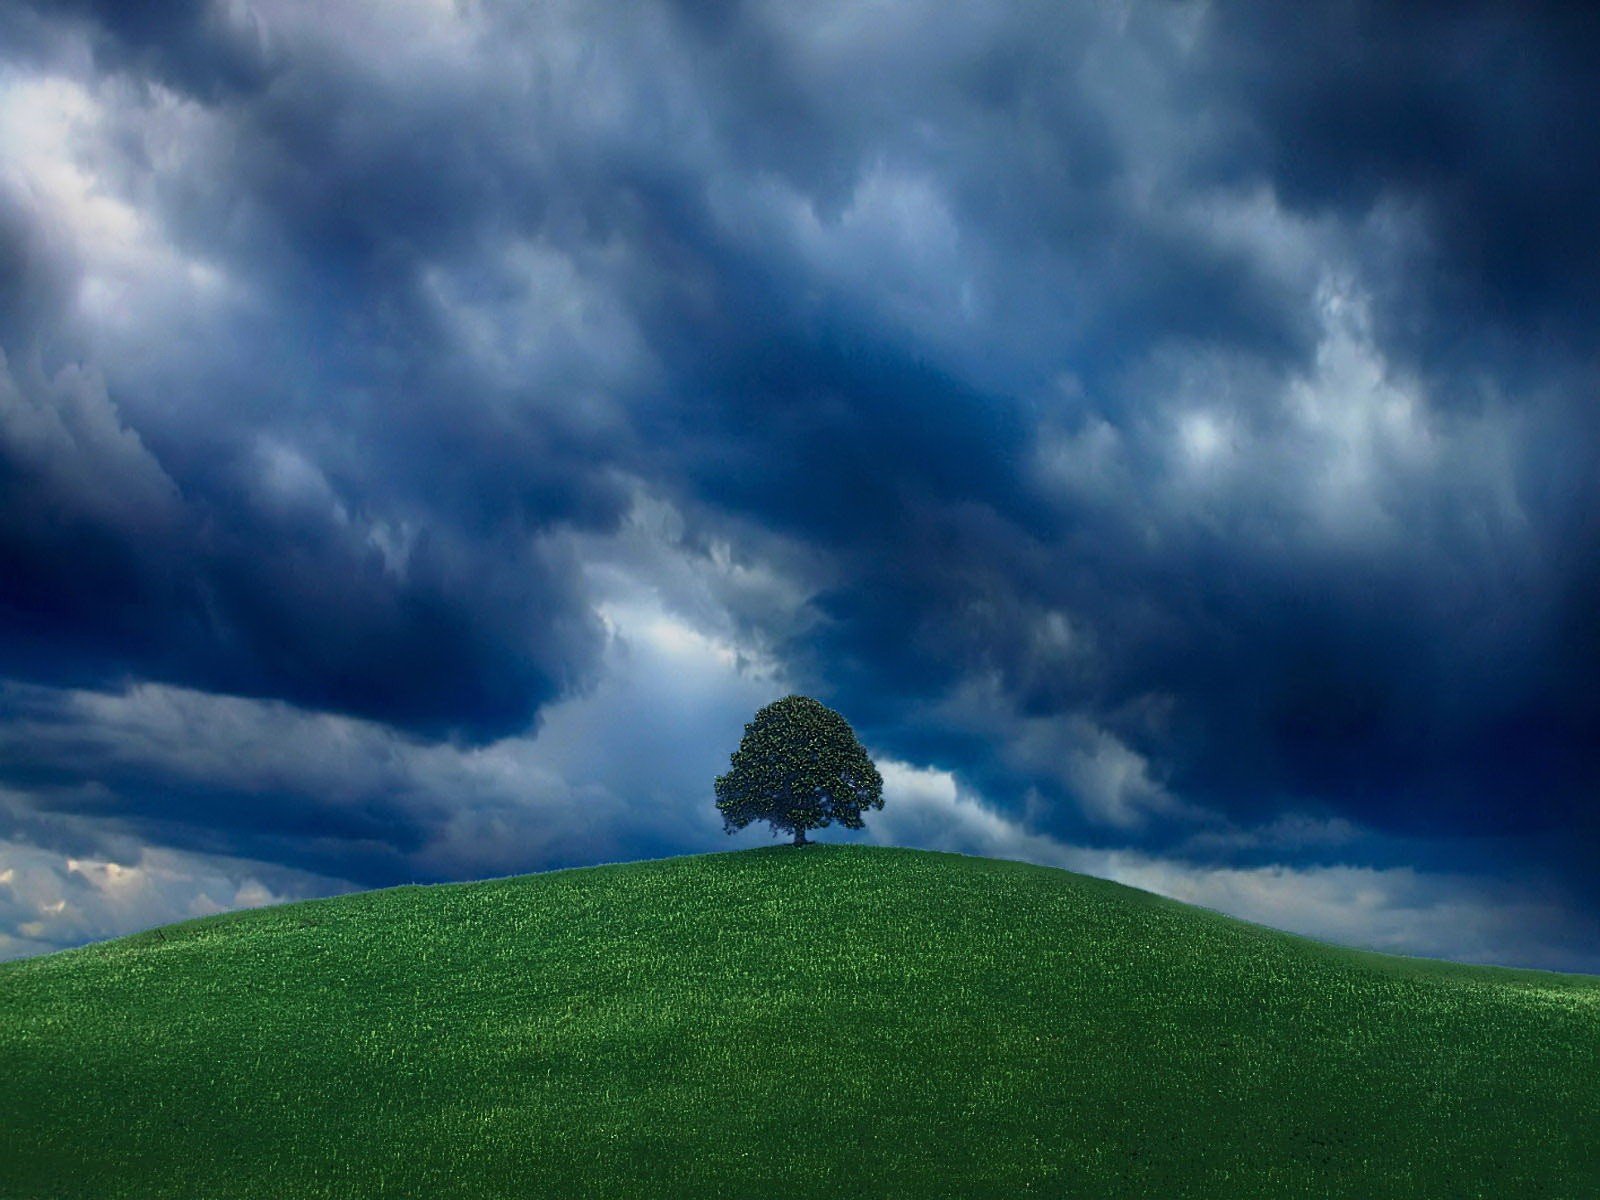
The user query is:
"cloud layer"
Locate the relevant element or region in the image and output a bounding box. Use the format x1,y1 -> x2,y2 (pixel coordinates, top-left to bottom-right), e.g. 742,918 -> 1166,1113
0,0 -> 1595,968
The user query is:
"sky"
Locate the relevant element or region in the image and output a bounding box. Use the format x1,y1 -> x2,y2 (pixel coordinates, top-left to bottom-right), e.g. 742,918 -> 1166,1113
0,0 -> 1596,970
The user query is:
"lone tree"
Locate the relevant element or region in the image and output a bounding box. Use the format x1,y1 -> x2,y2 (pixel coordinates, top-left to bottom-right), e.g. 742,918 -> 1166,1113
715,695 -> 884,846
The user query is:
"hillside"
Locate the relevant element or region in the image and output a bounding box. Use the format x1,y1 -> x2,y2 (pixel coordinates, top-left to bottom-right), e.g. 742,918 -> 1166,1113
2,845 -> 1596,1198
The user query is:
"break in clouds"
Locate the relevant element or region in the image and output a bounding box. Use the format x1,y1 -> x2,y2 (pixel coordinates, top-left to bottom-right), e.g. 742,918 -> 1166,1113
0,0 -> 1596,969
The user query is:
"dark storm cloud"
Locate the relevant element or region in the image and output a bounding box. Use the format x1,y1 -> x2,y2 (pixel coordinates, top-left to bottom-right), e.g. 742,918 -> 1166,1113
1149,1 -> 1600,868
1202,1 -> 1600,361
701,315 -> 1583,865
1,0 -> 1597,956
0,349 -> 606,739
592,0 -> 1600,880
0,0 -> 641,739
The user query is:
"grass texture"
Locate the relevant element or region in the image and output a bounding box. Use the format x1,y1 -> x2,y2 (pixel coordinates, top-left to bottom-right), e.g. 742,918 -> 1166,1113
2,844 -> 1597,1198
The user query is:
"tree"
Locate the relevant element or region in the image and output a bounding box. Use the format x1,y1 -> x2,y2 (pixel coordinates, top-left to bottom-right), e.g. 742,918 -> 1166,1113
715,695 -> 884,846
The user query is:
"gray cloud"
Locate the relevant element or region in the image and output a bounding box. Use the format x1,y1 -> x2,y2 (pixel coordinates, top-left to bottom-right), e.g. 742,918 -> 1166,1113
0,489 -> 799,894
0,0 -> 1595,961
870,758 -> 1600,973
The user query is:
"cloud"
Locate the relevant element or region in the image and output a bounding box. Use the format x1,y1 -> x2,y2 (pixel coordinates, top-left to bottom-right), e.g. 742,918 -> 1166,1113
0,344 -> 609,740
0,488 -> 803,897
870,758 -> 1600,973
1200,1 -> 1600,360
0,831 -> 349,961
0,0 -> 1595,961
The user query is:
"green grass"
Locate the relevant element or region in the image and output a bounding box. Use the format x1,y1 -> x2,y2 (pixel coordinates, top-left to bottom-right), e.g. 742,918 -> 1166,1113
2,845 -> 1596,1198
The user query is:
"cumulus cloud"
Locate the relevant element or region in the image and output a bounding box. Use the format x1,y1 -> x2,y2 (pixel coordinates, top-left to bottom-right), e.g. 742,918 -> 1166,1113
0,832 -> 348,961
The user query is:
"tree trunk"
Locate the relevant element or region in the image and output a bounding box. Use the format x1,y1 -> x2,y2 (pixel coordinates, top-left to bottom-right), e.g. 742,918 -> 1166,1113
792,827 -> 808,847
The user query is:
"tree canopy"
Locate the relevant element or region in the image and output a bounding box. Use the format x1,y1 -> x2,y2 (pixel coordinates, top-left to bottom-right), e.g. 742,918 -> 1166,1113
714,695 -> 884,846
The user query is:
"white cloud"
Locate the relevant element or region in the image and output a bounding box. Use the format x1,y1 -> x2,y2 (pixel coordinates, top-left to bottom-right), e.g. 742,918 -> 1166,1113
0,71 -> 241,334
1282,277 -> 1437,543
869,756 -> 1599,973
1091,855 -> 1595,974
0,836 -> 348,961
937,673 -> 1192,829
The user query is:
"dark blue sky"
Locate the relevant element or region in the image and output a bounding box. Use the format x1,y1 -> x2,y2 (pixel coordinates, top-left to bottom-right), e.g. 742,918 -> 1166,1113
1,0 -> 1596,969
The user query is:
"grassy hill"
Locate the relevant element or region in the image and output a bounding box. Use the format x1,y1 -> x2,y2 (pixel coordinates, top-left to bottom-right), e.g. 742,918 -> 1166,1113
2,845 -> 1596,1198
